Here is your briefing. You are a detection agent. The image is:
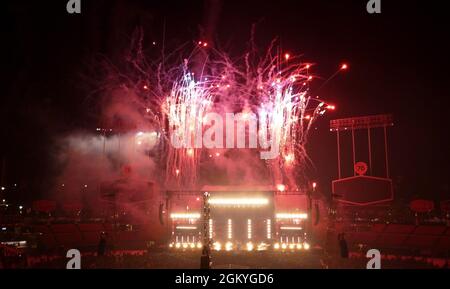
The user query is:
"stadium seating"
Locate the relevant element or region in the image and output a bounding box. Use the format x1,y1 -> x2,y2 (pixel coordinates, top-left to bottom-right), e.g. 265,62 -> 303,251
413,225 -> 447,235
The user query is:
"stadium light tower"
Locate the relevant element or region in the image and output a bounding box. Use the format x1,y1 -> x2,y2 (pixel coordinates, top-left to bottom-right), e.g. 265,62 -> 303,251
330,114 -> 393,178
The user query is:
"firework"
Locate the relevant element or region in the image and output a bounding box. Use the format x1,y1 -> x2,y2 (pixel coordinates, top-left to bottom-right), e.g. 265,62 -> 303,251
96,32 -> 336,190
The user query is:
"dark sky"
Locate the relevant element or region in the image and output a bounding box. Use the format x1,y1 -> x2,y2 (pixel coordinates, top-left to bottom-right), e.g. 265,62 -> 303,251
1,0 -> 449,202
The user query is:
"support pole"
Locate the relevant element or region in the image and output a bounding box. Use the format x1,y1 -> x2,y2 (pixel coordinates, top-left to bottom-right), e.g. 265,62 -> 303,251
384,126 -> 390,178
337,130 -> 342,179
351,126 -> 356,176
368,127 -> 372,175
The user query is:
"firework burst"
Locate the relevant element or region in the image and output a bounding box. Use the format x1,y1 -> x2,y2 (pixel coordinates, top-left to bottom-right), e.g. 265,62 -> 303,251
94,31 -> 337,191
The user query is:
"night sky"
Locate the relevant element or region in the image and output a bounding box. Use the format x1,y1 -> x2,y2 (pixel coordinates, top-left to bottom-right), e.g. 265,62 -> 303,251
1,0 -> 449,203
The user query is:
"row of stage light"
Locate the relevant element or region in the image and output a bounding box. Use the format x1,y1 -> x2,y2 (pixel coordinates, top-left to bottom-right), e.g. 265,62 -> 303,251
170,212 -> 308,220
168,241 -> 310,251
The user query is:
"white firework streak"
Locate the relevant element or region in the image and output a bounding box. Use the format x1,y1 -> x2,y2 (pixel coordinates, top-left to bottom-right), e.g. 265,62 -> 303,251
164,71 -> 214,187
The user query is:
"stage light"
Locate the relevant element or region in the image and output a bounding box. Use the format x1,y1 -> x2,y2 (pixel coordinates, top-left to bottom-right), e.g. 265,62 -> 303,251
227,219 -> 232,239
208,198 -> 269,206
176,226 -> 197,230
225,242 -> 233,251
296,243 -> 303,250
197,242 -> 202,249
257,242 -> 268,251
175,242 -> 181,249
209,219 -> 213,239
169,243 -> 173,248
276,184 -> 286,192
303,243 -> 310,250
190,243 -> 195,249
275,213 -> 308,220
267,219 -> 272,239
246,242 -> 254,251
289,243 -> 295,249
285,53 -> 290,61
213,242 -> 222,251
281,243 -> 287,250
280,227 -> 303,231
247,219 -> 252,239
341,63 -> 348,70
274,243 -> 280,250
182,243 -> 188,249
170,213 -> 201,219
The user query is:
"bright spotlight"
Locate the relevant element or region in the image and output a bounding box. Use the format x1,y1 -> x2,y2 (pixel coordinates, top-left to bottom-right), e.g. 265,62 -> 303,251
225,242 -> 233,251
213,242 -> 222,251
209,198 -> 269,206
276,184 -> 286,192
170,213 -> 201,219
175,226 -> 198,230
276,213 -> 308,220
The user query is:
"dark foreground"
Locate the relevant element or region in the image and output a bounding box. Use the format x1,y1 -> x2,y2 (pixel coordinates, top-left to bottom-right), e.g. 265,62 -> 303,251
16,250 -> 441,269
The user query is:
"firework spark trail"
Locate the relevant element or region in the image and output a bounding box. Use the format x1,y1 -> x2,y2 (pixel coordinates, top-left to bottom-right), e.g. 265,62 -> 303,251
164,68 -> 215,187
